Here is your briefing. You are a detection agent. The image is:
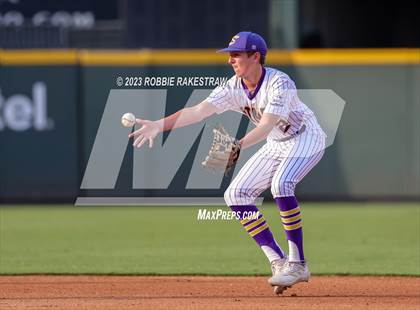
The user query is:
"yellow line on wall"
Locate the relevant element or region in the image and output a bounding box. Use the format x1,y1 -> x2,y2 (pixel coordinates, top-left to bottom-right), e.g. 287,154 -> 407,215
270,49 -> 420,65
78,49 -> 228,65
0,49 -> 78,65
0,48 -> 418,66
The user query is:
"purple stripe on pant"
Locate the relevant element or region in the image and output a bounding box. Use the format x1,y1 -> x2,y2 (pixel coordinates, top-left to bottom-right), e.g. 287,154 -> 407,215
230,205 -> 285,259
275,196 -> 305,261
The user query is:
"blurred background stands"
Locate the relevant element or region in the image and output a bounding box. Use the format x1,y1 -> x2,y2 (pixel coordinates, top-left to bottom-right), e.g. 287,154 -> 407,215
0,0 -> 418,49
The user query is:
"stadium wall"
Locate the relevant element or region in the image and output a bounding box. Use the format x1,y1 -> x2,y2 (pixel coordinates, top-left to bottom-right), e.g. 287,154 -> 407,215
0,49 -> 419,202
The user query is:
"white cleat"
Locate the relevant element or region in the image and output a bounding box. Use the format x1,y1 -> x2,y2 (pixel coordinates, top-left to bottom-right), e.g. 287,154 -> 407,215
269,257 -> 288,295
273,284 -> 291,295
268,261 -> 310,288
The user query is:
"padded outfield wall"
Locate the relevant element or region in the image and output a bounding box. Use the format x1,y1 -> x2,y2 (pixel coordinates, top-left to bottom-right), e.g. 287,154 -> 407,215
0,49 -> 419,202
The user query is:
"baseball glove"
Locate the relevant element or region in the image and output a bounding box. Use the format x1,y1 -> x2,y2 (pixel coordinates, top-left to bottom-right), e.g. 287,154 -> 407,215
201,124 -> 241,176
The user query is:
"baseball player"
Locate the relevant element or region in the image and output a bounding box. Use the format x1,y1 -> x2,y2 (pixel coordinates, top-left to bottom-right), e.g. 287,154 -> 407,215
129,31 -> 326,294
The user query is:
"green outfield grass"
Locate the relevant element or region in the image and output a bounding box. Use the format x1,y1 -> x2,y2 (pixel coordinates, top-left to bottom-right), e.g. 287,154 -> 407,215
0,203 -> 419,276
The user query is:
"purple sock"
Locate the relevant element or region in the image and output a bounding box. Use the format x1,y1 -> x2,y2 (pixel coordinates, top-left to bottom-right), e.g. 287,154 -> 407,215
275,196 -> 305,262
230,205 -> 285,261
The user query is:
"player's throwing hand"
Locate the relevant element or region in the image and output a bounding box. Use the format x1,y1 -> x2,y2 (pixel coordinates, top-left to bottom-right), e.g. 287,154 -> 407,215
129,119 -> 160,148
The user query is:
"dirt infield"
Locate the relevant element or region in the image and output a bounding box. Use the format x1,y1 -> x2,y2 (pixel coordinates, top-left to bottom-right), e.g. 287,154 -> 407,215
0,275 -> 418,310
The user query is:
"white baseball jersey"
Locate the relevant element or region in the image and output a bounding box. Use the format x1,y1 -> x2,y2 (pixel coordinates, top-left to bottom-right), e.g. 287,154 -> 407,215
206,67 -> 326,204
206,67 -> 326,141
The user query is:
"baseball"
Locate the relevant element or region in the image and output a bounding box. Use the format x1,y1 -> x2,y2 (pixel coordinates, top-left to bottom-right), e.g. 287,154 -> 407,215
121,112 -> 136,127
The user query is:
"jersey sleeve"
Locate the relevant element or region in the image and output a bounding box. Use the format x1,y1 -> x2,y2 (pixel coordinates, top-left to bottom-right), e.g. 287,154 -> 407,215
264,76 -> 296,119
205,80 -> 234,114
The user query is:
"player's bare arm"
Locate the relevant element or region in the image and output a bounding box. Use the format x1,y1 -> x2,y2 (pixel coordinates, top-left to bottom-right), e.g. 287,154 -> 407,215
129,100 -> 219,148
239,112 -> 281,149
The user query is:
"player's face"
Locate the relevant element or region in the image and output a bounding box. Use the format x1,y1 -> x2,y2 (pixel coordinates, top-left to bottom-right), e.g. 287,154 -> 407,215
228,52 -> 258,78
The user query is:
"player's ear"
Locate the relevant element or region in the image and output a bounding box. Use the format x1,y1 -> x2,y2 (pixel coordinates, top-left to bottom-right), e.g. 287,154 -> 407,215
255,52 -> 261,63
253,52 -> 260,63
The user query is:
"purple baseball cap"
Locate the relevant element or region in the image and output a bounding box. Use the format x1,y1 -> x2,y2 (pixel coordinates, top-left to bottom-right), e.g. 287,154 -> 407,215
218,31 -> 268,56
